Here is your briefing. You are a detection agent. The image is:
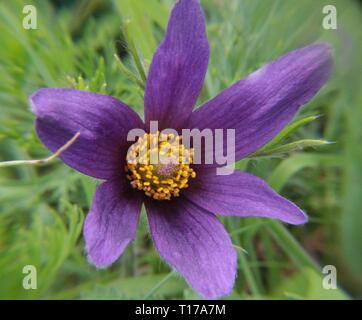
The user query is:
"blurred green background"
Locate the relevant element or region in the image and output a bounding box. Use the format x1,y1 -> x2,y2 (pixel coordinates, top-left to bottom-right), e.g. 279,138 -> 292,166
0,0 -> 361,299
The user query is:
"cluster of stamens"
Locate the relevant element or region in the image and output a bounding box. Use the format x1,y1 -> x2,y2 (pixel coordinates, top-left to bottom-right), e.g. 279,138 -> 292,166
125,132 -> 196,200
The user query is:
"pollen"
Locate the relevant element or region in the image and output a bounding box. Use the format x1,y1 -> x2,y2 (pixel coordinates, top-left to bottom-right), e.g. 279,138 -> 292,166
125,132 -> 196,201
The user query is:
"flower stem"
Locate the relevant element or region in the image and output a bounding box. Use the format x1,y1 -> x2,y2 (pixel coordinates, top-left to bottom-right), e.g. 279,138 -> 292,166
0,132 -> 80,168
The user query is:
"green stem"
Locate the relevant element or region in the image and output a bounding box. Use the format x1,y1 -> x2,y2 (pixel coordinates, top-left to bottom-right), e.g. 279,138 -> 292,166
0,132 -> 80,168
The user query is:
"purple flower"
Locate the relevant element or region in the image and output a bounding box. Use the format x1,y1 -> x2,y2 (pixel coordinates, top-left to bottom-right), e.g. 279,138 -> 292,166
30,0 -> 332,299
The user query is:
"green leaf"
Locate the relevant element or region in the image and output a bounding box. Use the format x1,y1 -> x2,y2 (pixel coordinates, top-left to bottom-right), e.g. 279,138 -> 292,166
268,153 -> 341,192
114,54 -> 145,89
258,115 -> 321,152
250,139 -> 331,158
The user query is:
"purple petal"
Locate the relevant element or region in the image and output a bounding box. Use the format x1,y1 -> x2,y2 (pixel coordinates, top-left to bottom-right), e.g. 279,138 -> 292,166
31,88 -> 144,179
144,0 -> 209,130
145,198 -> 237,299
188,43 -> 332,164
84,179 -> 143,268
184,169 -> 307,224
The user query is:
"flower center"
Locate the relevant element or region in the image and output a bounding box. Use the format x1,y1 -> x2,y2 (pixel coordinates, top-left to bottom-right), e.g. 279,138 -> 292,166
125,132 -> 196,200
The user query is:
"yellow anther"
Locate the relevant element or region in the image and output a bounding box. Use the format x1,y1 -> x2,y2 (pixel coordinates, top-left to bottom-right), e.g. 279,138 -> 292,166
126,132 -> 196,200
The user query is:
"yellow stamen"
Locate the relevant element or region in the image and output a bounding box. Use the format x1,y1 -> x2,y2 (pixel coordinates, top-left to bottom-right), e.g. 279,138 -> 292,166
126,132 -> 196,200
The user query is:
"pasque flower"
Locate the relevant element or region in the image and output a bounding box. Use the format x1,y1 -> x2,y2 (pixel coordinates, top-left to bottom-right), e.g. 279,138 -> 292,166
30,0 -> 332,299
